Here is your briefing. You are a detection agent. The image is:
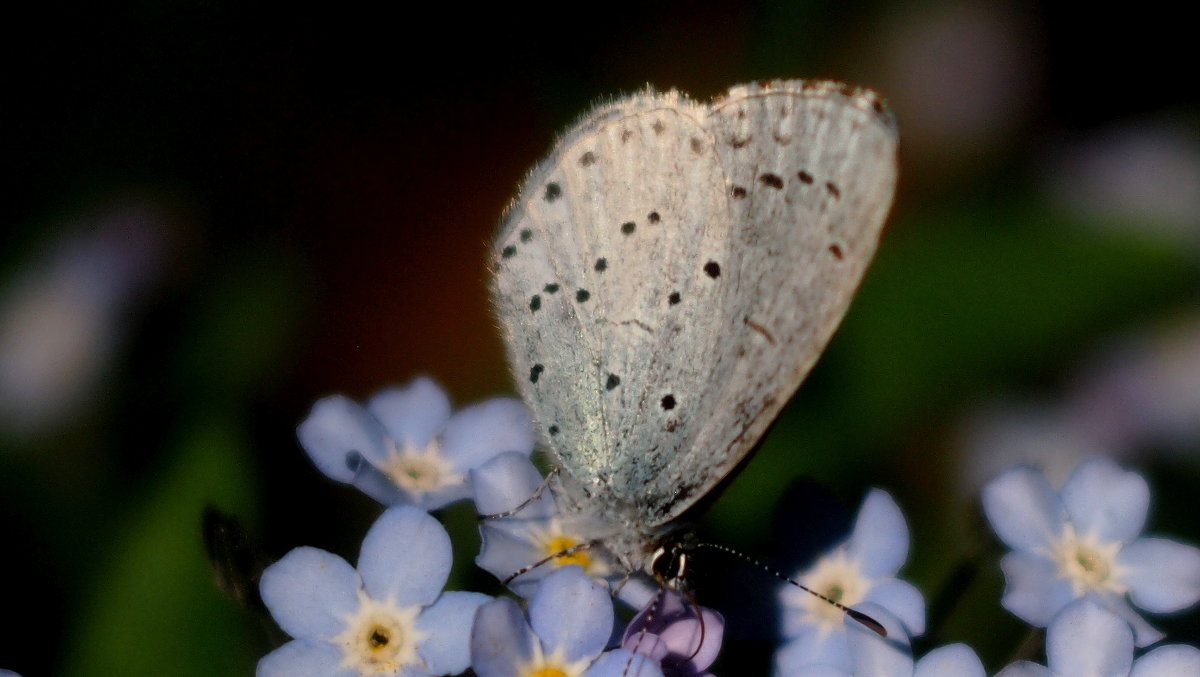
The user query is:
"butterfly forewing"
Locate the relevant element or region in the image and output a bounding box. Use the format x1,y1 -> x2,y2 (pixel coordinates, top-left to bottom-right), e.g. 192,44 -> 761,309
493,94 -> 739,504
493,80 -> 898,539
631,82 -> 899,523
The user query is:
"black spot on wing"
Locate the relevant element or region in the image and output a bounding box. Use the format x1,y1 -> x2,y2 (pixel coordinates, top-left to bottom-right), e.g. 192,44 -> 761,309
648,211 -> 661,224
576,289 -> 590,303
704,261 -> 721,278
730,186 -> 747,199
759,173 -> 784,189
579,151 -> 596,167
520,229 -> 533,242
543,283 -> 560,294
544,183 -> 562,202
529,295 -> 541,312
530,364 -> 544,383
668,291 -> 681,305
501,245 -> 517,259
621,221 -> 636,235
825,181 -> 841,199
661,394 -> 676,410
797,170 -> 814,184
606,374 -> 621,391
548,425 -> 559,436
594,258 -> 607,272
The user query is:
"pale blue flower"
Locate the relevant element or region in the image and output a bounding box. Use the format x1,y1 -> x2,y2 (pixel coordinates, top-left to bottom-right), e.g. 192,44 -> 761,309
982,458 -> 1200,645
297,376 -> 534,510
472,452 -> 617,597
775,490 -> 926,676
779,604 -> 978,677
470,566 -> 662,677
995,598 -> 1200,677
257,505 -> 490,677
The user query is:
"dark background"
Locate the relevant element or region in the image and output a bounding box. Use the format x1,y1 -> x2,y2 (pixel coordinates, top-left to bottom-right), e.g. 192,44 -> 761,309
2,1 -> 1198,675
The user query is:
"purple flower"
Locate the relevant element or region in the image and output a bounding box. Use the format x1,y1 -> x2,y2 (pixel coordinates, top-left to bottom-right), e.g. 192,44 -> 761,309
776,490 -> 926,675
622,591 -> 724,677
982,458 -> 1200,645
995,598 -> 1200,677
297,376 -> 534,510
470,566 -> 662,677
472,452 -> 617,597
257,506 -> 490,677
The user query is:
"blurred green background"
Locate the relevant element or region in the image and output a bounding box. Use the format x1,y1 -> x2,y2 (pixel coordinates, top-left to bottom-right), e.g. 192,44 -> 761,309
2,1 -> 1197,675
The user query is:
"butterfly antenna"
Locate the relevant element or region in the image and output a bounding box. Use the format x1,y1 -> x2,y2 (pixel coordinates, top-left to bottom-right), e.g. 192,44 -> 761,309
612,571 -> 636,598
501,539 -> 598,585
623,589 -> 663,677
478,467 -> 560,521
693,542 -> 887,637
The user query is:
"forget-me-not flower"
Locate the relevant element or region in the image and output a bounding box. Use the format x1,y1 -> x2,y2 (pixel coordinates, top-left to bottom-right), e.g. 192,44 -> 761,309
472,451 -> 615,597
775,490 -> 926,676
779,601 -> 979,677
298,376 -> 534,510
995,598 -> 1200,677
982,458 -> 1200,645
622,591 -> 724,677
257,505 -> 490,677
470,566 -> 662,677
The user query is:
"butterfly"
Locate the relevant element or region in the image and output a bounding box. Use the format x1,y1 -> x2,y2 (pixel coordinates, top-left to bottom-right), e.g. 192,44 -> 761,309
490,79 -> 898,588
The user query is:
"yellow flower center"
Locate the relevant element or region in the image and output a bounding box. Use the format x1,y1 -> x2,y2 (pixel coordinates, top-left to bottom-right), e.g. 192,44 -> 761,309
786,550 -> 871,632
544,535 -> 592,569
382,439 -> 462,496
518,645 -> 590,677
1051,523 -> 1127,596
333,595 -> 426,675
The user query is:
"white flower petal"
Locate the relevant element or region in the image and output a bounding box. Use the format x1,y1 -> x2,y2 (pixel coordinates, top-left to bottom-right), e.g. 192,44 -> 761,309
846,612 -> 913,677
914,644 -> 986,677
584,649 -> 664,677
774,630 -> 854,675
471,452 -> 553,518
864,579 -> 926,636
297,395 -> 389,482
416,591 -> 492,675
1097,594 -> 1164,647
994,661 -> 1054,677
847,489 -> 910,579
999,551 -> 1077,626
1120,537 -> 1200,613
358,506 -> 452,607
442,397 -> 534,472
257,640 -> 355,677
1060,458 -> 1149,544
529,567 -> 613,663
470,598 -> 533,677
1045,599 -> 1133,677
366,376 -> 452,447
1130,644 -> 1200,677
259,547 -> 360,640
982,466 -> 1066,552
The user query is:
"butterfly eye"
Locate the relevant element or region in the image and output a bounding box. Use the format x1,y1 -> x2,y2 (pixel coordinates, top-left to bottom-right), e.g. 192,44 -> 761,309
650,544 -> 688,584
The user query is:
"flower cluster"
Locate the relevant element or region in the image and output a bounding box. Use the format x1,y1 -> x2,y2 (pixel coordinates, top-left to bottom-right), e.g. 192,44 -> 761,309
252,377 -> 1200,677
